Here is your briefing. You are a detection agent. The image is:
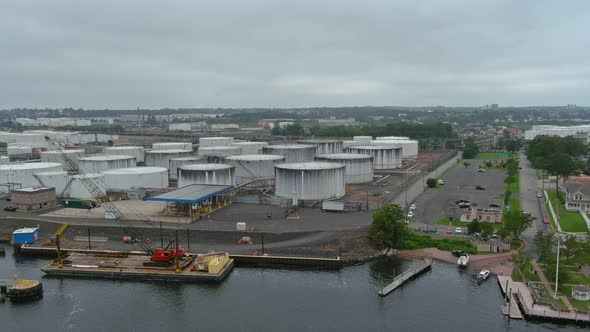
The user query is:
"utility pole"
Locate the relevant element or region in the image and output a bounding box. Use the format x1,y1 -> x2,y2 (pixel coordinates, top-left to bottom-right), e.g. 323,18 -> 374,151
554,237 -> 561,299
405,172 -> 408,210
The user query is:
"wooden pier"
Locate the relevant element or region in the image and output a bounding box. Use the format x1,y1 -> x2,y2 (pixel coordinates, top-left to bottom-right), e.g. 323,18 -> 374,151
378,257 -> 432,297
497,276 -> 590,324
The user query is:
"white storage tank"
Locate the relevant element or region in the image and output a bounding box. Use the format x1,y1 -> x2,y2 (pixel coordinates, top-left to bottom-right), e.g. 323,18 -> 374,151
342,140 -> 362,149
169,156 -> 208,180
68,174 -> 106,199
199,137 -> 234,148
40,149 -> 85,171
297,139 -> 343,154
145,149 -> 193,169
353,136 -> 372,143
370,139 -> 419,158
375,136 -> 410,140
152,142 -> 193,151
315,153 -> 374,184
33,171 -> 68,195
7,145 -> 33,159
101,167 -> 169,191
104,146 -> 145,163
262,144 -> 317,162
275,162 -> 345,200
78,155 -> 137,173
344,145 -> 402,169
232,141 -> 269,154
0,162 -> 63,193
178,164 -> 236,187
225,154 -> 285,184
198,146 -> 241,157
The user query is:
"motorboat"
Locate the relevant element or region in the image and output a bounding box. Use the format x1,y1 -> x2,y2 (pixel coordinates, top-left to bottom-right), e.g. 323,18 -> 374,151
457,253 -> 469,267
476,270 -> 490,284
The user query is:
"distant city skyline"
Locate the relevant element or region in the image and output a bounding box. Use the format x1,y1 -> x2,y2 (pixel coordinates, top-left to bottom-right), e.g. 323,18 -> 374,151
2,1 -> 589,109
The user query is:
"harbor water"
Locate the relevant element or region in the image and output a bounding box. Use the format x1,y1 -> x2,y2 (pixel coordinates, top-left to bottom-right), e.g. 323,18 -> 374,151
0,246 -> 585,332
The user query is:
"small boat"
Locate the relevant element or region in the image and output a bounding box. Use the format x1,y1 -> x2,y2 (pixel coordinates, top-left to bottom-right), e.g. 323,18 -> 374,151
457,253 -> 469,267
476,270 -> 490,284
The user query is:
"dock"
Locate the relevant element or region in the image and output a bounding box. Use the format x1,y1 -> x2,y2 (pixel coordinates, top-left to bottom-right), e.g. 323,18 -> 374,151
378,257 -> 432,297
497,276 -> 590,324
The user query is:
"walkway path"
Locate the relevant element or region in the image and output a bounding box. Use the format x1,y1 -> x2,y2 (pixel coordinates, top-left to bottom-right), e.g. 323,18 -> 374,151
544,190 -> 563,232
530,259 -> 575,312
580,211 -> 590,231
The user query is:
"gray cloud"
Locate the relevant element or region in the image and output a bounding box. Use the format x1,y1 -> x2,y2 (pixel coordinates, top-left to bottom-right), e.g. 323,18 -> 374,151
1,0 -> 589,109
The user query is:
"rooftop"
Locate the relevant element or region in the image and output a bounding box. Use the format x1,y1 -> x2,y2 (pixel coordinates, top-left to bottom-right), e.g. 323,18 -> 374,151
13,227 -> 39,234
147,184 -> 234,204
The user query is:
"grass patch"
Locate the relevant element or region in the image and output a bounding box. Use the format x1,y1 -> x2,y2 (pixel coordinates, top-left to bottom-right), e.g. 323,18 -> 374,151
546,190 -> 589,233
401,233 -> 478,254
512,261 -> 541,282
471,152 -> 514,160
559,285 -> 590,312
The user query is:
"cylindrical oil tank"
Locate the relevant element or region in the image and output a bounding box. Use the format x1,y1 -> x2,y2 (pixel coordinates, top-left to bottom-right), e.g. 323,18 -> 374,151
0,162 -> 63,193
78,155 -> 137,173
344,145 -> 402,169
232,141 -> 268,154
262,144 -> 317,162
34,171 -> 68,195
342,140 -> 362,149
199,137 -> 234,148
353,136 -> 372,143
315,153 -> 374,184
152,142 -> 193,151
178,164 -> 236,187
274,162 -> 345,200
145,149 -> 193,168
40,149 -> 85,171
225,154 -> 285,184
371,139 -> 418,158
375,136 -> 410,140
297,139 -> 343,154
104,146 -> 145,163
68,174 -> 106,199
101,167 -> 169,191
198,146 -> 241,157
169,156 -> 208,180
7,145 -> 33,159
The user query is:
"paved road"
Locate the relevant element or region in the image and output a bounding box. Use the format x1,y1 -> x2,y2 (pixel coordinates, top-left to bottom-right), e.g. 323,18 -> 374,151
411,159 -> 506,226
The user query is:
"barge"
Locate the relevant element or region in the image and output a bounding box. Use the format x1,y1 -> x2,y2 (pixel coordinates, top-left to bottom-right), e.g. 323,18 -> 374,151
41,251 -> 234,283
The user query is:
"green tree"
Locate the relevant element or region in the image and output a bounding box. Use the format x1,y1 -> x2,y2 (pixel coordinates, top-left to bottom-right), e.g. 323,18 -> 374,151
480,222 -> 494,238
504,189 -> 512,206
467,220 -> 481,235
426,178 -> 437,188
505,139 -> 522,154
463,161 -> 470,167
511,252 -> 530,279
533,230 -> 555,261
501,209 -> 534,241
462,138 -> 480,159
562,236 -> 583,262
368,204 -> 408,251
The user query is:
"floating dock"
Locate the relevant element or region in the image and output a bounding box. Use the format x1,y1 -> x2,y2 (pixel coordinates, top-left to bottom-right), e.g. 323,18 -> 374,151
41,251 -> 234,283
378,257 -> 432,297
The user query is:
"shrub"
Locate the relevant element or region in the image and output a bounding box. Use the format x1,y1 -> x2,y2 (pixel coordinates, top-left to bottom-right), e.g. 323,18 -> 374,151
426,178 -> 438,188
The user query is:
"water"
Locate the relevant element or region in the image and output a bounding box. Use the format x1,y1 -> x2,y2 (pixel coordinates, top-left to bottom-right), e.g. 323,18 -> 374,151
0,247 -> 584,332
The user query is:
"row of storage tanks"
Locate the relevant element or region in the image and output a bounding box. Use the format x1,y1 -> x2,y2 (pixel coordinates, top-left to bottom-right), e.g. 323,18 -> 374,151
0,135 -> 417,201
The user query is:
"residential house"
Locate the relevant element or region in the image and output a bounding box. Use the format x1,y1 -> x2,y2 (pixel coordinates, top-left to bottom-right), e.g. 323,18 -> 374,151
563,176 -> 590,212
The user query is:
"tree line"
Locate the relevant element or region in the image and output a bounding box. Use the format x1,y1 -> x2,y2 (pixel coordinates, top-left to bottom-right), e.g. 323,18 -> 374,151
310,122 -> 456,139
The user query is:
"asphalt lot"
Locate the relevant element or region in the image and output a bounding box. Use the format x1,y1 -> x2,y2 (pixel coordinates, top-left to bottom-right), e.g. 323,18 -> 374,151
412,161 -> 507,225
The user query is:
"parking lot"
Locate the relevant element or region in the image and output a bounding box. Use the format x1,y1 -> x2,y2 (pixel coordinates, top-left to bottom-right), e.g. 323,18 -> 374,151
411,161 -> 507,226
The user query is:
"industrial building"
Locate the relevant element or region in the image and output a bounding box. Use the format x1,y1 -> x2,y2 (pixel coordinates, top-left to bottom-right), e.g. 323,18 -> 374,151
344,145 -> 402,169
199,137 -> 234,148
315,153 -> 374,184
274,162 -> 345,200
225,154 -> 285,184
148,184 -> 234,220
524,124 -> 590,141
152,142 -> 193,151
262,144 -> 317,162
11,186 -> 57,211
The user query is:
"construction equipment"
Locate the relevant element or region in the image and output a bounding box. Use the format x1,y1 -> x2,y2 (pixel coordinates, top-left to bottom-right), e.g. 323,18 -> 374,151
44,136 -> 183,264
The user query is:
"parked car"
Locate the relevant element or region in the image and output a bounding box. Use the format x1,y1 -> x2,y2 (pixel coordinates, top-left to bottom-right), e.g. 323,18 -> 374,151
409,204 -> 416,211
429,227 -> 438,233
456,199 -> 470,204
3,206 -> 16,212
536,192 -> 543,198
489,203 -> 501,208
458,202 -> 471,208
421,226 -> 430,233
437,179 -> 445,185
5,197 -> 11,201
446,227 -> 453,234
477,169 -> 486,173
475,185 -> 485,190
455,227 -> 463,234
414,226 -> 422,232
407,211 -> 414,219
543,218 -> 550,224
452,250 -> 464,257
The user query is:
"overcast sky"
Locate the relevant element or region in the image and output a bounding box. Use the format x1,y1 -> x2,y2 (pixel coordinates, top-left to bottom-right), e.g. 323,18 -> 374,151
2,0 -> 589,109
